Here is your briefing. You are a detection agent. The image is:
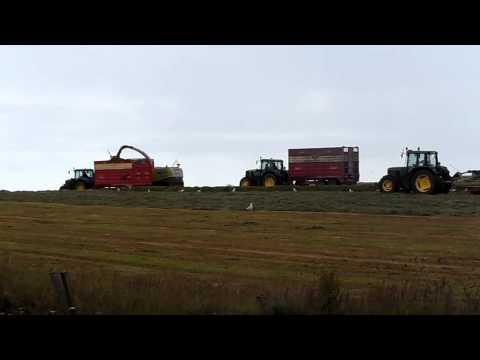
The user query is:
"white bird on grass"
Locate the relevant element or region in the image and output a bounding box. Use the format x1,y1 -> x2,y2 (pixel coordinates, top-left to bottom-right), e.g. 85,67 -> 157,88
197,189 -> 202,193
246,202 -> 255,211
232,187 -> 236,192
293,187 -> 297,192
179,189 -> 185,192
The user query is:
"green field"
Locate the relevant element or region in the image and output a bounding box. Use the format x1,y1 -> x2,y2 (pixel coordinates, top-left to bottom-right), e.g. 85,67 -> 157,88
0,190 -> 480,314
0,189 -> 478,216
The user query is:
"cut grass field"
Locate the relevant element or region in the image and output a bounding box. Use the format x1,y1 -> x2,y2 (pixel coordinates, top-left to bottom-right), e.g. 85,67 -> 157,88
0,188 -> 478,216
0,196 -> 480,314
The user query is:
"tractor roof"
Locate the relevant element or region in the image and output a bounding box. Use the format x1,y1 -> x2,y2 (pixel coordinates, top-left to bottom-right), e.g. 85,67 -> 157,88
407,150 -> 437,154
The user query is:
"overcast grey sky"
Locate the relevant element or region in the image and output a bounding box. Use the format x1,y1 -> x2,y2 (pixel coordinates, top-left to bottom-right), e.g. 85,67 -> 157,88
0,45 -> 478,190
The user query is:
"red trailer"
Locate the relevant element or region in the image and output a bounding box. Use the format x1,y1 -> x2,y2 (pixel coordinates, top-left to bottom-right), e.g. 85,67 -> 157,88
94,146 -> 154,188
60,145 -> 184,190
288,146 -> 359,185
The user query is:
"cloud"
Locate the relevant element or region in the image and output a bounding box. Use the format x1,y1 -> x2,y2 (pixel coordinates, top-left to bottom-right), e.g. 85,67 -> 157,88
296,91 -> 332,114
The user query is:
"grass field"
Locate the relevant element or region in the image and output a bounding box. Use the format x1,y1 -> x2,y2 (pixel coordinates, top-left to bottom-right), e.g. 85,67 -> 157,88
0,192 -> 480,314
0,188 -> 478,216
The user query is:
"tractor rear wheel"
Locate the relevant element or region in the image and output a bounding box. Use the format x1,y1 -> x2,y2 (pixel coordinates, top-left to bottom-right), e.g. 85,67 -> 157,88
240,177 -> 251,187
263,174 -> 277,187
411,170 -> 437,194
379,175 -> 398,193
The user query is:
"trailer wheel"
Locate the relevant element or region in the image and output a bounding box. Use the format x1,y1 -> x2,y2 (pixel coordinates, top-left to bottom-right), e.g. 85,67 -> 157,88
327,179 -> 340,185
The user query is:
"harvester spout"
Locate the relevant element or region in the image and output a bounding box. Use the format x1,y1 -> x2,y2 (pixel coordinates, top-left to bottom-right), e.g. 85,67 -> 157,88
113,145 -> 152,162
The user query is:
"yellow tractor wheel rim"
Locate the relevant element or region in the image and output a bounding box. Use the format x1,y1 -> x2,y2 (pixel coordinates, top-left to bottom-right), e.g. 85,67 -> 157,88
75,183 -> 86,191
415,175 -> 432,193
264,176 -> 276,187
382,179 -> 394,192
240,179 -> 250,187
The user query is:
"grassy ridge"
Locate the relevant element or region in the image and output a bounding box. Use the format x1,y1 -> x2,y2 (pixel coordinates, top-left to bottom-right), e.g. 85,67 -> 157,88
129,182 -> 378,192
0,189 -> 478,216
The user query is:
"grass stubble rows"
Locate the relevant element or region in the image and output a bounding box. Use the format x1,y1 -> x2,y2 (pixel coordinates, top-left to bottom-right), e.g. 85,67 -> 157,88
0,189 -> 479,314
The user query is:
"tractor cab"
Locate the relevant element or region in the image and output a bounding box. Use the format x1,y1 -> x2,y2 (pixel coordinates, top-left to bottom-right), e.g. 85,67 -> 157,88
260,159 -> 284,171
73,169 -> 94,179
60,168 -> 95,191
406,151 -> 439,169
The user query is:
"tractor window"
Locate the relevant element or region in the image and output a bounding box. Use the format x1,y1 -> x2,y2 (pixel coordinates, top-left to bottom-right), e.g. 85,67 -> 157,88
75,170 -> 93,178
261,160 -> 283,170
418,153 -> 427,167
426,153 -> 437,167
407,153 -> 418,168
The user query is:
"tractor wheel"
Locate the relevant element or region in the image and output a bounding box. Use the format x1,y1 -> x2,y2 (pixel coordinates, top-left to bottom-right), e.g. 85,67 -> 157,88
75,181 -> 86,191
240,177 -> 251,187
379,175 -> 398,193
411,170 -> 437,194
263,174 -> 277,188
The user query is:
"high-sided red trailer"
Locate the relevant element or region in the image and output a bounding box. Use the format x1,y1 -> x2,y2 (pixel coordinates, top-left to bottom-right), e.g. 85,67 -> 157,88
288,146 -> 359,185
94,157 -> 154,188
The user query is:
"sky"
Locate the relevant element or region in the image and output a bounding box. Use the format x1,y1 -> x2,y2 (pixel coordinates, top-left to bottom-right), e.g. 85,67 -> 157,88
0,45 -> 479,190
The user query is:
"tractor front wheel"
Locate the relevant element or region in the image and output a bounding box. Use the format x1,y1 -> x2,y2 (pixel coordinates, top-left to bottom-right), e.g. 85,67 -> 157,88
379,175 -> 397,193
240,177 -> 251,187
411,170 -> 437,194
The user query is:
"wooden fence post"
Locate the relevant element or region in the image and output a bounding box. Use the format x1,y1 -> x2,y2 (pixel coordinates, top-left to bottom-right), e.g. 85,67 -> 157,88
49,271 -> 77,314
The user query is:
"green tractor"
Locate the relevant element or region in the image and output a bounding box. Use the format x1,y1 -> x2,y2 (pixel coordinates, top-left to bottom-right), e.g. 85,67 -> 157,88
240,158 -> 289,188
60,169 -> 95,191
379,148 -> 452,194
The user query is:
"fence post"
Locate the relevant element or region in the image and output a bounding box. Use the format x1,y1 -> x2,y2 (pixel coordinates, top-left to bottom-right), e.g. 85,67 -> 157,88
49,271 -> 77,314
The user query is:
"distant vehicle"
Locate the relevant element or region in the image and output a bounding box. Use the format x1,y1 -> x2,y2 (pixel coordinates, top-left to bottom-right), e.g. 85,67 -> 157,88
452,170 -> 480,194
239,146 -> 359,187
60,169 -> 95,191
240,158 -> 289,187
288,147 -> 359,185
378,148 -> 452,194
60,145 -> 184,191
